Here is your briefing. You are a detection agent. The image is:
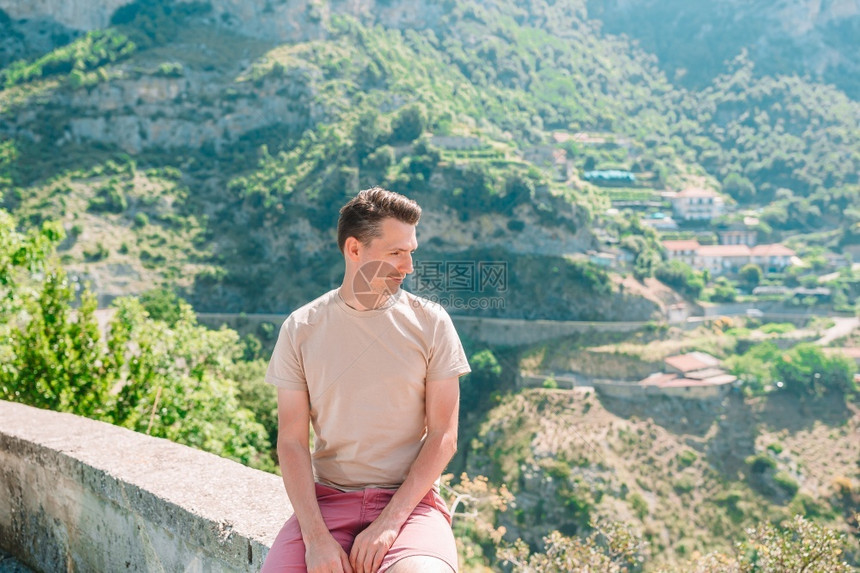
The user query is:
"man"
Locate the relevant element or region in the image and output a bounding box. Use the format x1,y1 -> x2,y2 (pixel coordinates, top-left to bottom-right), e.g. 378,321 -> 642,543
262,187 -> 471,573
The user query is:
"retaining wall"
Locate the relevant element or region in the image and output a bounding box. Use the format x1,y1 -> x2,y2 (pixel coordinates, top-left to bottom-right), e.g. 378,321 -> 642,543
196,313 -> 649,347
0,400 -> 291,572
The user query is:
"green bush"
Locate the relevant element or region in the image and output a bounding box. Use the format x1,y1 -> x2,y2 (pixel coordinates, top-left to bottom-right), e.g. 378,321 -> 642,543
629,492 -> 648,519
673,475 -> 696,494
656,260 -> 704,299
88,185 -> 127,214
677,449 -> 698,468
133,212 -> 149,228
746,453 -> 776,474
773,471 -> 799,498
766,442 -> 784,454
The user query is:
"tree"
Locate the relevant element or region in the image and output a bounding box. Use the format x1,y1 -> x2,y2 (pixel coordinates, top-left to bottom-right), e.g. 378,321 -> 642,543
390,104 -> 426,144
655,260 -> 704,299
739,263 -> 763,291
461,349 -> 502,412
0,209 -> 276,472
773,343 -> 857,399
723,172 -> 756,201
139,287 -> 183,326
352,109 -> 384,163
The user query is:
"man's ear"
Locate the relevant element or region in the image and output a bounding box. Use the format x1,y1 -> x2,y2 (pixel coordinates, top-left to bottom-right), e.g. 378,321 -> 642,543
343,236 -> 362,262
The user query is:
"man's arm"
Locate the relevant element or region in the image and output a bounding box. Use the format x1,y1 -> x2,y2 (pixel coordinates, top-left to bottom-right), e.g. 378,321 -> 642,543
348,376 -> 461,573
276,388 -> 353,573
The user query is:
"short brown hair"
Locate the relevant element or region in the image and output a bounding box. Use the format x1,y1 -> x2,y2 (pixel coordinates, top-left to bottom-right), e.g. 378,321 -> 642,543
337,187 -> 422,252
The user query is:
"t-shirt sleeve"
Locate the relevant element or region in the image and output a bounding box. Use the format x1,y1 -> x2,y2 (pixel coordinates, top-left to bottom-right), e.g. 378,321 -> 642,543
265,317 -> 308,391
426,311 -> 471,382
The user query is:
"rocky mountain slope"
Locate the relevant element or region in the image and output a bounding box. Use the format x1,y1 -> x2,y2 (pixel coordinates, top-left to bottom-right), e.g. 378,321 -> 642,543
464,387 -> 860,567
1,0 -> 857,317
588,0 -> 860,97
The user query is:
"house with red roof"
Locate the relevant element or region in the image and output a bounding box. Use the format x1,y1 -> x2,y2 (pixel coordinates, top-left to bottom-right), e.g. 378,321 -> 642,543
751,244 -> 795,271
639,352 -> 736,399
662,239 -> 795,275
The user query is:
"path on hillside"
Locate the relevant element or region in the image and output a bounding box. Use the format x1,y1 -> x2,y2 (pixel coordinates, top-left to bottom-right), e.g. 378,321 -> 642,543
815,316 -> 859,346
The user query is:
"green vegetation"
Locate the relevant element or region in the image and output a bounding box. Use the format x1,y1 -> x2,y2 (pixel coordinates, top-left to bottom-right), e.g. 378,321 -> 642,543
2,0 -> 857,314
0,210 -> 274,471
774,344 -> 857,399
655,260 -> 705,299
725,341 -> 857,399
495,515 -> 854,572
1,30 -> 136,88
2,1 -> 860,569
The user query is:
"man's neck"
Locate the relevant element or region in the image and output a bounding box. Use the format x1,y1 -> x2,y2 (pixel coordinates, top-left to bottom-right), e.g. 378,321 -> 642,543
337,283 -> 395,311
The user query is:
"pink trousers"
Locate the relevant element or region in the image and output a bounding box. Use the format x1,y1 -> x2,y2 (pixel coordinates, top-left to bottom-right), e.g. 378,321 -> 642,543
261,483 -> 458,572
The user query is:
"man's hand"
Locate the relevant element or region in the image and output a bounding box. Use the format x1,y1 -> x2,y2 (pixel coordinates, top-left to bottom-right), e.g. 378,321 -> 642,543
306,533 -> 354,573
348,519 -> 400,573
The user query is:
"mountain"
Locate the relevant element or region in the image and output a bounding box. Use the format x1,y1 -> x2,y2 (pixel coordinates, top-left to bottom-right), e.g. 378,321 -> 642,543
0,0 -> 857,317
587,0 -> 860,98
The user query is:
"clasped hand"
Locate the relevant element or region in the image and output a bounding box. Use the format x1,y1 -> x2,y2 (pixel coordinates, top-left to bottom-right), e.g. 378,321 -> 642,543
305,520 -> 399,573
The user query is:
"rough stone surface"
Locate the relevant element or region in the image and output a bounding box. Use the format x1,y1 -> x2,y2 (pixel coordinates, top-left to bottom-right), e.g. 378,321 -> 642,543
0,549 -> 33,573
0,400 -> 292,572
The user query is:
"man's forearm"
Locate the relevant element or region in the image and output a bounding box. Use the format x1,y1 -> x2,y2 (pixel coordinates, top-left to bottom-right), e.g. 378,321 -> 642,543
374,428 -> 457,529
278,440 -> 330,542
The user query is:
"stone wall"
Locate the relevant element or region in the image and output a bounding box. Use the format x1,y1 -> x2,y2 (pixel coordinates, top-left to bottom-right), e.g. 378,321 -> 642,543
0,400 -> 291,572
195,312 -> 650,347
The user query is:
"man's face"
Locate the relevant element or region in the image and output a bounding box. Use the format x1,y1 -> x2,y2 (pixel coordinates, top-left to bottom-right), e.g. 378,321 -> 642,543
355,217 -> 417,297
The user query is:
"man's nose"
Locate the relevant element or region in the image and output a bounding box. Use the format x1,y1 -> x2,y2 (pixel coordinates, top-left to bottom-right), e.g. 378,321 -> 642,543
401,252 -> 414,275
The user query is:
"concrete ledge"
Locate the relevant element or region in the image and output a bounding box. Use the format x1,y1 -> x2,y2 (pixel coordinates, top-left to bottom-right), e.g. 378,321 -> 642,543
0,400 -> 291,572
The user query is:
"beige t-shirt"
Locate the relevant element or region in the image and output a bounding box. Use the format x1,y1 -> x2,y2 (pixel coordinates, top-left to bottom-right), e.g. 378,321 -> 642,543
265,288 -> 471,490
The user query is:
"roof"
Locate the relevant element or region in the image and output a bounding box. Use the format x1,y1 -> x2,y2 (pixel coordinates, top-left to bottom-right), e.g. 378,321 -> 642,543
664,352 -> 721,373
638,372 -> 679,386
697,244 -> 752,257
751,244 -> 795,256
663,240 -> 700,251
674,187 -> 720,198
686,367 -> 728,380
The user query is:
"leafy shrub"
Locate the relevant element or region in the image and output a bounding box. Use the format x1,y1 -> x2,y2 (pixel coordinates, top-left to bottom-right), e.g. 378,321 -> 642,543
773,471 -> 799,498
133,212 -> 149,228
83,243 -> 108,261
746,453 -> 776,474
677,450 -> 698,468
673,475 -> 696,494
88,185 -> 127,214
656,260 -> 704,299
629,492 -> 648,519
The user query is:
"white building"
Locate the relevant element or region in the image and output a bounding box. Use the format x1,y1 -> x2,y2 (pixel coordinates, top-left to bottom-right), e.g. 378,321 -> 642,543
662,240 -> 795,275
670,188 -> 725,221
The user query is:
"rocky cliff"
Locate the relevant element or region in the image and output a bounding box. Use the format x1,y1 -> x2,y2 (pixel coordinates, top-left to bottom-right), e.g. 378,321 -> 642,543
0,0 -> 442,41
588,0 -> 860,97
